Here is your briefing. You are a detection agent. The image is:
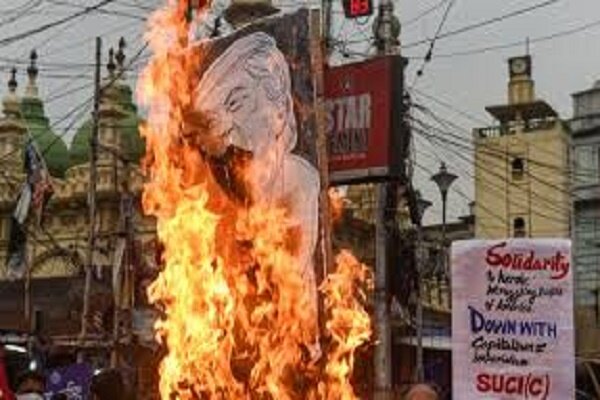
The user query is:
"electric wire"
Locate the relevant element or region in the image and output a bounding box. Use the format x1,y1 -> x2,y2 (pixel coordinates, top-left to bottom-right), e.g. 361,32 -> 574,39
0,0 -> 118,48
411,0 -> 456,87
412,120 -> 573,222
402,0 -> 450,28
0,41 -> 148,166
403,0 -> 560,49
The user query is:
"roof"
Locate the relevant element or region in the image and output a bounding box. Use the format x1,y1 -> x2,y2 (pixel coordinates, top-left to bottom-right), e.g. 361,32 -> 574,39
572,81 -> 600,98
21,96 -> 69,177
485,100 -> 557,123
69,83 -> 144,168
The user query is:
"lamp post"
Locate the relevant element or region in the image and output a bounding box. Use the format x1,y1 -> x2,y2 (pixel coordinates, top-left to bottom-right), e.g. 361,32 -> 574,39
431,162 -> 457,277
415,191 -> 432,382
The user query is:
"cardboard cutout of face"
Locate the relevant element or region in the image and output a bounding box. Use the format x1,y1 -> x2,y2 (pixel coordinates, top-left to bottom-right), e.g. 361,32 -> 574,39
188,29 -> 321,354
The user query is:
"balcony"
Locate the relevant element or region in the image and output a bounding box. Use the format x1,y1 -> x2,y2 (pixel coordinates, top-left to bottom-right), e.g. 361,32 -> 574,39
474,119 -> 559,139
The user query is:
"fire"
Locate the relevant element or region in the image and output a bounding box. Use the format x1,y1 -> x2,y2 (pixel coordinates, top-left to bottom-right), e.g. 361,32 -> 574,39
138,2 -> 372,399
328,188 -> 344,224
319,251 -> 373,400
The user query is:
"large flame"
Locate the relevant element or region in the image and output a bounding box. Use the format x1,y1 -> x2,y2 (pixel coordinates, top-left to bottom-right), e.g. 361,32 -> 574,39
138,2 -> 372,399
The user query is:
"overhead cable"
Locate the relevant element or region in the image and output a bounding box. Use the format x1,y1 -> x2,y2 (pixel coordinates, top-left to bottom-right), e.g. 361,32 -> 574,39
403,0 -> 560,49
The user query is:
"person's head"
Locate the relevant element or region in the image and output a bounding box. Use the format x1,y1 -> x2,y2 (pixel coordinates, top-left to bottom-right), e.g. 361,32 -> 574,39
15,371 -> 45,400
405,383 -> 439,400
51,394 -> 67,400
192,32 -> 297,191
90,369 -> 124,400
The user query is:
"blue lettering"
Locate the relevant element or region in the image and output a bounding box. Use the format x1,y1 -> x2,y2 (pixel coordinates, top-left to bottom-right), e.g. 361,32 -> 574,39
469,306 -> 485,333
520,321 -> 533,335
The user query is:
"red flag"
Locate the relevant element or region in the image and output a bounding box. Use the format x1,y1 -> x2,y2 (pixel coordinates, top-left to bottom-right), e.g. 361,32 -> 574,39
24,142 -> 53,227
0,352 -> 15,400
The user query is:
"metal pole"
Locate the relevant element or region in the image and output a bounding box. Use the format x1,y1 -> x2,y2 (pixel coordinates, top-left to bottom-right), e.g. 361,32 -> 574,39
415,220 -> 424,382
322,0 -> 333,57
24,244 -> 33,331
441,192 -> 447,276
373,2 -> 399,398
374,184 -> 392,400
111,161 -> 133,368
80,37 -> 102,346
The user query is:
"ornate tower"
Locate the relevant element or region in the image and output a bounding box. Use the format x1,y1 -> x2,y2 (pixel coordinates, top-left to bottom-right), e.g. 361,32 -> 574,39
21,50 -> 69,178
473,55 -> 570,239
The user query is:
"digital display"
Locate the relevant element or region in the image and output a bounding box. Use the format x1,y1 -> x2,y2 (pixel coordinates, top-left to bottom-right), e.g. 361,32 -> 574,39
342,0 -> 374,18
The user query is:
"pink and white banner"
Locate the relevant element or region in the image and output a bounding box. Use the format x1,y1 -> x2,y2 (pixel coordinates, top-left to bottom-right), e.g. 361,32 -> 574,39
451,239 -> 574,400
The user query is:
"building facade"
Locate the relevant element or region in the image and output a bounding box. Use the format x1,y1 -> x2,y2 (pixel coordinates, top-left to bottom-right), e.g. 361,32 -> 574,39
571,81 -> 600,357
394,210 -> 474,400
0,45 -> 159,397
474,55 -> 571,239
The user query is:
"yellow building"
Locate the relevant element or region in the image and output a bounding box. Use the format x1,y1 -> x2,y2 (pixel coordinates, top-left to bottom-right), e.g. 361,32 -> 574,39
0,43 -> 158,369
474,55 -> 570,239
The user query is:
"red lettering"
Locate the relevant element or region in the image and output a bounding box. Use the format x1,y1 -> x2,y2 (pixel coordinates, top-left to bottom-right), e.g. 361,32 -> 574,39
484,241 -> 570,280
485,241 -> 507,266
529,377 -> 543,396
505,376 -> 519,394
476,373 -> 490,392
475,372 -> 549,398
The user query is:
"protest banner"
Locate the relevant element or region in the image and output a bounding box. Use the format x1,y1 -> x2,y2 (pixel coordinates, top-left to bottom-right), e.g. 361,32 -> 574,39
452,239 -> 574,399
44,363 -> 92,400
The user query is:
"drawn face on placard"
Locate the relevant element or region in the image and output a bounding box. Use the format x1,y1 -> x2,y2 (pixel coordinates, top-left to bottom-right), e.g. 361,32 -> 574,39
187,28 -> 322,357
192,32 -> 299,197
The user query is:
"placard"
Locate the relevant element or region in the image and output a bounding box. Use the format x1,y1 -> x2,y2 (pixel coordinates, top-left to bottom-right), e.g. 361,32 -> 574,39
452,239 -> 574,399
45,363 -> 93,400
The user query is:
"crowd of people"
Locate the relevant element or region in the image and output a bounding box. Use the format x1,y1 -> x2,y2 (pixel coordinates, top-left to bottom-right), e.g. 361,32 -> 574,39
0,369 -> 125,400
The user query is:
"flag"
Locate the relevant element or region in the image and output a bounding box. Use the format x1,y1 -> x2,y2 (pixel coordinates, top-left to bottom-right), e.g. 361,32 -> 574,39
0,349 -> 15,400
6,185 -> 31,278
24,141 -> 54,227
5,142 -> 53,278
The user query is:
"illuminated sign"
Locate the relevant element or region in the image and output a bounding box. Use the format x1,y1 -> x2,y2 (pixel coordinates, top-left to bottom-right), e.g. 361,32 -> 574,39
342,0 -> 374,19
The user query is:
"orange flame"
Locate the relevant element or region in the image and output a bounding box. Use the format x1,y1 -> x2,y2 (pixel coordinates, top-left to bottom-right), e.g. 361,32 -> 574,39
319,251 -> 373,400
328,188 -> 345,224
138,2 -> 372,399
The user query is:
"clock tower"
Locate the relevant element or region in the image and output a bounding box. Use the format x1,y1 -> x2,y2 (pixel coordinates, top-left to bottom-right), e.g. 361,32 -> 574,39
473,54 -> 570,240
507,55 -> 534,105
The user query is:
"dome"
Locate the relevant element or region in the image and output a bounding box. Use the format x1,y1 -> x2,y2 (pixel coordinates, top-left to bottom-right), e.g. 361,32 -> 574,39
69,42 -> 145,169
68,97 -> 144,168
21,96 -> 69,177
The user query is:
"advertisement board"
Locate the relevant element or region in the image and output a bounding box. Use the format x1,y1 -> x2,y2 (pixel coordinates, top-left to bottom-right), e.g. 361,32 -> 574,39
324,56 -> 407,184
452,239 -> 574,399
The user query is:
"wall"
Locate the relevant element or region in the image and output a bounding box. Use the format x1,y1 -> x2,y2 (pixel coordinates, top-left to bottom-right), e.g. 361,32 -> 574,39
474,120 -> 570,239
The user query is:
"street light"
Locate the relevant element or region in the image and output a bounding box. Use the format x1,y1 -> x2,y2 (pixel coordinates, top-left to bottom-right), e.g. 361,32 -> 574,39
416,193 -> 433,225
431,162 -> 457,277
414,191 -> 431,383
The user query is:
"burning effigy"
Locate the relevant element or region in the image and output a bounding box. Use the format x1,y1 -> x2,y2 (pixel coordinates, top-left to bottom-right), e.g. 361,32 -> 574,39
137,2 -> 372,398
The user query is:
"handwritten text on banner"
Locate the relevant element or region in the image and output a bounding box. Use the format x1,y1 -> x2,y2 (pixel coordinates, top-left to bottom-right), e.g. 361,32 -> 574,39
452,239 -> 574,400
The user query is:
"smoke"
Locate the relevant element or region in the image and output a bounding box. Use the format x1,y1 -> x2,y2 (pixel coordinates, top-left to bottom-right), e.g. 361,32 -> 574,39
189,0 -> 234,42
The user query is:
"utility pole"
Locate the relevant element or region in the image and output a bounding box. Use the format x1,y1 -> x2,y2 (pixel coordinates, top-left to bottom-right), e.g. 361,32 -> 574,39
322,0 -> 333,56
373,1 -> 400,398
80,37 -> 102,349
111,156 -> 134,368
415,192 -> 432,382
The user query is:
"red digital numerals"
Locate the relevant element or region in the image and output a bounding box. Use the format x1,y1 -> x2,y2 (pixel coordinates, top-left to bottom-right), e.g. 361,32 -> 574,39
343,0 -> 372,18
350,0 -> 370,16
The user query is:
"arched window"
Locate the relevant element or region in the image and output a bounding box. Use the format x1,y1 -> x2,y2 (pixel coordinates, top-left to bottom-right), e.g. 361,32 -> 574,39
513,217 -> 526,237
512,157 -> 525,180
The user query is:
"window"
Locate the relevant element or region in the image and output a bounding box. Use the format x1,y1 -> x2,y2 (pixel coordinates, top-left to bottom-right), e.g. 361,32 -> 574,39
574,145 -> 600,186
511,157 -> 525,180
513,217 -> 526,238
